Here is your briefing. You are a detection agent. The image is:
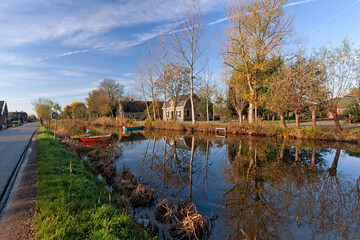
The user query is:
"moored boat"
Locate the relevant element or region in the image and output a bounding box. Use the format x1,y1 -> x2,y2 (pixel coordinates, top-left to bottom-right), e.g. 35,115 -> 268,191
123,126 -> 145,133
80,134 -> 111,142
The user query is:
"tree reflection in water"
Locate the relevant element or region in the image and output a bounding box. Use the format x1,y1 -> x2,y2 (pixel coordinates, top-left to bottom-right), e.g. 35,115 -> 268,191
102,130 -> 360,239
224,139 -> 359,239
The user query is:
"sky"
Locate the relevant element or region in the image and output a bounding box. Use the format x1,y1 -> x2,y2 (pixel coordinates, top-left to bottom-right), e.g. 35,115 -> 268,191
0,0 -> 359,115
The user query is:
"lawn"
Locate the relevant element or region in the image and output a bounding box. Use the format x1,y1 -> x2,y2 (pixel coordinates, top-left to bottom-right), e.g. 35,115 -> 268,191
35,127 -> 153,239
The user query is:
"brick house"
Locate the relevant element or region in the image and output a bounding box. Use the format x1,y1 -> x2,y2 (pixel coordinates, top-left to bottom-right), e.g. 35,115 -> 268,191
0,101 -> 8,129
162,94 -> 200,121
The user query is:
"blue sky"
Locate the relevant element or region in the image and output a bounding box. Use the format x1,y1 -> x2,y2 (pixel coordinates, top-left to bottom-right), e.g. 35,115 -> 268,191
0,0 -> 359,114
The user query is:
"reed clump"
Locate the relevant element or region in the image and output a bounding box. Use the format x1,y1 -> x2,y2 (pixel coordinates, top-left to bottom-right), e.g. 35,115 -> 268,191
154,199 -> 173,224
129,184 -> 155,208
169,200 -> 205,240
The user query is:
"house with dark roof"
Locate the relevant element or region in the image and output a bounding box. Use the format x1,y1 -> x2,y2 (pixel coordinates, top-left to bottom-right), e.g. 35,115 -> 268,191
162,94 -> 200,121
9,111 -> 28,123
0,101 -> 9,129
117,100 -> 151,120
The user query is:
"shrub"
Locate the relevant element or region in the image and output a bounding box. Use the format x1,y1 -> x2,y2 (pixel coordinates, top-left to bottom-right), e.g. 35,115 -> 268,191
344,105 -> 360,123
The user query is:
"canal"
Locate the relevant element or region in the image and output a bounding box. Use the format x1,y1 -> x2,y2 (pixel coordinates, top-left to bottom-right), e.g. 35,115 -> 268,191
83,128 -> 360,239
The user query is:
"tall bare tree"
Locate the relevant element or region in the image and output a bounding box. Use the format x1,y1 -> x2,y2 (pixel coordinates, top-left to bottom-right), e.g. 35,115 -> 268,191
170,0 -> 207,124
142,43 -> 158,121
314,39 -> 357,130
223,0 -> 294,123
198,68 -> 215,122
135,60 -> 151,119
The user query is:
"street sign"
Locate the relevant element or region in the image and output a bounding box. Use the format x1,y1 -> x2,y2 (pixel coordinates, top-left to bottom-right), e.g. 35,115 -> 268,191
52,112 -> 58,119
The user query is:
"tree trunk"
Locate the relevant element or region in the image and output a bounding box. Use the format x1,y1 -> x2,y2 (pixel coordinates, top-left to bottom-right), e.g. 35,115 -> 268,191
248,101 -> 254,124
295,112 -> 300,128
212,102 -> 215,121
272,115 -> 275,121
309,147 -> 317,171
279,112 -> 286,128
278,142 -> 285,161
237,110 -> 242,124
310,106 -> 316,128
254,101 -> 257,123
190,91 -> 195,124
295,145 -> 300,162
329,148 -> 341,176
206,96 -> 209,122
330,110 -> 342,131
145,102 -> 150,119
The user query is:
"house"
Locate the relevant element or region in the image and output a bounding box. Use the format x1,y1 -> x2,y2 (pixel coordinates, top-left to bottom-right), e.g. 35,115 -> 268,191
162,94 -> 200,121
9,111 -> 28,123
117,100 -> 151,120
327,95 -> 358,118
0,101 -> 8,129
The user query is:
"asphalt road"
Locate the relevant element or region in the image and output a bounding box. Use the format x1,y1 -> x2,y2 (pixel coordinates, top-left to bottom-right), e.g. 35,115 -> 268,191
0,123 -> 38,204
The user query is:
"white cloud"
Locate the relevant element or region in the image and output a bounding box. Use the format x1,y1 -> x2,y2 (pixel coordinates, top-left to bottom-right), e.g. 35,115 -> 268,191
58,70 -> 86,77
285,0 -> 316,7
0,52 -> 43,67
57,50 -> 89,57
0,0 -> 229,49
31,87 -> 95,98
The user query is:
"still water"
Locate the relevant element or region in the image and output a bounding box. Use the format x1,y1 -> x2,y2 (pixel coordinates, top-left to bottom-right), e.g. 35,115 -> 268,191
94,129 -> 360,239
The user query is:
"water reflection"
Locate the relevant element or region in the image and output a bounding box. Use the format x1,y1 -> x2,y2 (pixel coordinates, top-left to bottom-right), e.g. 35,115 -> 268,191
90,129 -> 359,239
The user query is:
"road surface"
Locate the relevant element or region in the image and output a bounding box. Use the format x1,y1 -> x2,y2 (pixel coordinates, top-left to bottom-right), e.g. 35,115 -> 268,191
0,123 -> 38,210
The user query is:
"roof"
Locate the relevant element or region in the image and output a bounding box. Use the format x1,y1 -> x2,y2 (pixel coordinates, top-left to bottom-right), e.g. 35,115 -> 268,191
0,101 -> 6,115
120,101 -> 150,113
163,94 -> 197,109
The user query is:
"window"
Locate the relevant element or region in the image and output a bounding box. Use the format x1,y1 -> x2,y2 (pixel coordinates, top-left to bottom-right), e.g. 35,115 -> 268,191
166,111 -> 169,118
176,110 -> 181,118
185,109 -> 189,118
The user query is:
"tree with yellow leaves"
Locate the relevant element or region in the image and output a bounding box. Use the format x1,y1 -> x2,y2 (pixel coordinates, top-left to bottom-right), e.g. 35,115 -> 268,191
222,0 -> 294,123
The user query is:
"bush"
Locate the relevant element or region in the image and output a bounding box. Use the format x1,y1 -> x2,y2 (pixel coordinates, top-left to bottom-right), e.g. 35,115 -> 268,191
344,105 -> 360,123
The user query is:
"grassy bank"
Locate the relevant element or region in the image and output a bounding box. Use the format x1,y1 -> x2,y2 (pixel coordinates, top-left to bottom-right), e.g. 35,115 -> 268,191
145,120 -> 360,143
35,127 -> 153,239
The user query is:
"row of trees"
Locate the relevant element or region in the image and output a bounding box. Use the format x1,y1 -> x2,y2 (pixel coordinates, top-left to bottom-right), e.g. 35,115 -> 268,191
222,0 -> 360,130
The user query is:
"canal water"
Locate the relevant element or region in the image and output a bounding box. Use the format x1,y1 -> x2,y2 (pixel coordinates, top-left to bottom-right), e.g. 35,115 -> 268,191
91,129 -> 360,239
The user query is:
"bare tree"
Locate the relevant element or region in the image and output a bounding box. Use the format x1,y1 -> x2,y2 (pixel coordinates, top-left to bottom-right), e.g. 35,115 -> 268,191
199,67 -> 215,122
314,39 -> 357,130
142,43 -> 159,121
135,60 -> 151,119
223,0 -> 294,124
170,0 -> 207,124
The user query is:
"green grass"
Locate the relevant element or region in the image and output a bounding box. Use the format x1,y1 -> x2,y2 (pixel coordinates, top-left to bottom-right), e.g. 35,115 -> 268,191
35,127 -> 153,239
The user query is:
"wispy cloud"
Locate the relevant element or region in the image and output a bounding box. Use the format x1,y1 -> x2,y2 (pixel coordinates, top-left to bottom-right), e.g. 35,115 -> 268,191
31,87 -> 95,98
0,0 -> 229,49
310,0 -> 360,34
57,50 -> 89,57
285,0 -> 316,7
0,52 -> 42,66
58,70 -> 87,77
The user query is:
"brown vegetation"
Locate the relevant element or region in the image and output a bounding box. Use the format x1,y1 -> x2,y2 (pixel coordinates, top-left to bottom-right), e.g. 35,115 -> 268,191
154,199 -> 173,224
129,184 -> 156,208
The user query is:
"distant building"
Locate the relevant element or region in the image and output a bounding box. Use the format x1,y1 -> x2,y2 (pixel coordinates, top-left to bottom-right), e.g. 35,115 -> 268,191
117,100 -> 151,120
327,95 -> 358,118
162,94 -> 200,121
9,111 -> 28,123
0,101 -> 8,129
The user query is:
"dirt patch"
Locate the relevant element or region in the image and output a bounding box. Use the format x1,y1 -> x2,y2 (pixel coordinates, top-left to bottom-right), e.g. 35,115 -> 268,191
0,133 -> 38,239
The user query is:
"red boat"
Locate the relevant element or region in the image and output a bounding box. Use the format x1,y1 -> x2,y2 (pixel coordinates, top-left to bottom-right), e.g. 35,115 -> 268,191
80,134 -> 111,142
